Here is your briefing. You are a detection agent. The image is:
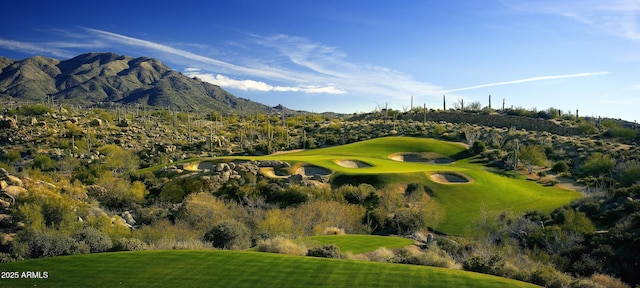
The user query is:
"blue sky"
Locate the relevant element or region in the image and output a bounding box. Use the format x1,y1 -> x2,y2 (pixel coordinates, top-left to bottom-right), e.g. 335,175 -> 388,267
1,1 -> 639,121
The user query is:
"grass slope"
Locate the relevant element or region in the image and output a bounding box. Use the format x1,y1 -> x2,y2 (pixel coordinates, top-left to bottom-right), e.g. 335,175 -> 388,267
0,250 -> 539,288
297,234 -> 414,254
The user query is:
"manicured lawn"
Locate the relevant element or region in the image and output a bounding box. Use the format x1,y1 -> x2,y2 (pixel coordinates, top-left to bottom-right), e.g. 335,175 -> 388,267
0,250 -> 539,287
427,169 -> 581,234
297,234 -> 415,254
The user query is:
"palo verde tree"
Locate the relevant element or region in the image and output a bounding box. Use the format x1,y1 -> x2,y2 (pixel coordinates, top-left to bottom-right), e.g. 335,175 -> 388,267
518,145 -> 547,174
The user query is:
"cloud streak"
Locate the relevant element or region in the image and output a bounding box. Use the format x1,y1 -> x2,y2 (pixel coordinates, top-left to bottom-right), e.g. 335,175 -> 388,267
0,38 -> 75,58
503,0 -> 640,40
445,71 -> 610,93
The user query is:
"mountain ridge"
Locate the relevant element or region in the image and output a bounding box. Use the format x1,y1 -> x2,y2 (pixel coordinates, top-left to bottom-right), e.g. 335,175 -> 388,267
0,52 -> 282,114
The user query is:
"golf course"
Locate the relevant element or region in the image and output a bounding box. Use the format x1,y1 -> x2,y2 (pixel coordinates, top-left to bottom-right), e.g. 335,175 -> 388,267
200,136 -> 582,235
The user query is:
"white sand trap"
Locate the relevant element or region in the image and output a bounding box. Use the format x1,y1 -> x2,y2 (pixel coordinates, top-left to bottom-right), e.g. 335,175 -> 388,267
429,172 -> 473,184
389,152 -> 454,164
335,159 -> 372,168
295,165 -> 333,177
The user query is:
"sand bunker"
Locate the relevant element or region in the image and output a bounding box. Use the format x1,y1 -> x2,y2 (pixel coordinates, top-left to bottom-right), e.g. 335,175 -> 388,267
389,152 -> 454,164
334,159 -> 372,168
429,172 -> 473,184
295,165 -> 333,177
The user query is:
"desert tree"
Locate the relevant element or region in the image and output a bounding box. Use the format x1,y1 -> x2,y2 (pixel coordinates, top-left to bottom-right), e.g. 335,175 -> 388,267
518,145 -> 547,174
463,127 -> 481,147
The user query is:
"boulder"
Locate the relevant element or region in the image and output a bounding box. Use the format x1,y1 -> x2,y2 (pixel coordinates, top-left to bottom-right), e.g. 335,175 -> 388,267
121,211 -> 136,226
2,186 -> 28,198
216,163 -> 230,172
4,175 -> 23,187
287,174 -> 304,184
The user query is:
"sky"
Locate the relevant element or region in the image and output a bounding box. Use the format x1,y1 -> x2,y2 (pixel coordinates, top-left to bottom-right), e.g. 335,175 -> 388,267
1,0 -> 639,122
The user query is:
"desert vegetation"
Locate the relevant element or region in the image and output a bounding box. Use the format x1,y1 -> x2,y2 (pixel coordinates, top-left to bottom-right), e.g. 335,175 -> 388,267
1,100 -> 639,287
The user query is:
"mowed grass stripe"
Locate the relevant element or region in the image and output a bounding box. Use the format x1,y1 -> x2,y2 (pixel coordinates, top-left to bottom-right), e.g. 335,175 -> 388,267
0,250 -> 538,288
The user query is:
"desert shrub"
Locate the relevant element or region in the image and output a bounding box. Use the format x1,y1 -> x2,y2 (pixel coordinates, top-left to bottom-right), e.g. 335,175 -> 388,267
368,247 -> 395,262
619,166 -> 640,187
392,246 -> 458,268
0,252 -> 18,263
178,192 -> 246,233
17,230 -> 78,258
529,265 -> 572,288
322,226 -> 345,235
462,253 -> 505,275
0,149 -> 21,165
306,244 -> 343,259
203,221 -> 251,250
581,153 -> 615,177
589,274 -> 630,288
255,237 -> 307,256
287,200 -> 367,236
73,226 -> 113,253
551,161 -> 569,173
112,237 -> 149,251
31,154 -> 58,172
150,239 -> 212,250
11,104 -> 53,116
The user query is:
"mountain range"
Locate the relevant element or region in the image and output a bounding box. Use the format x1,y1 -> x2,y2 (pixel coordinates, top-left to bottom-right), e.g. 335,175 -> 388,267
0,52 -> 285,114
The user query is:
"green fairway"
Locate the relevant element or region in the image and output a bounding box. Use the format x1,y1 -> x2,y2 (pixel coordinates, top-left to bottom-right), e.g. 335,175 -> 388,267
190,136 -> 583,235
297,234 -> 414,254
0,250 -> 539,288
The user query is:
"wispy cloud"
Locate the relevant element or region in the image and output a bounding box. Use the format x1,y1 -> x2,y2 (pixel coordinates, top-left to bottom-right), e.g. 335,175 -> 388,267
445,71 -> 610,93
185,69 -> 345,94
0,38 -> 75,58
503,0 -> 640,40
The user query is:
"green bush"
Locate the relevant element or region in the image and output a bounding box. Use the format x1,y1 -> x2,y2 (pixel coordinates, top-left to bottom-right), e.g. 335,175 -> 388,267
551,161 -> 569,174
203,221 -> 250,250
462,253 -> 505,275
73,227 -> 113,253
471,140 -> 486,155
11,104 -> 53,116
619,167 -> 640,187
31,154 -> 58,172
19,230 -> 77,258
306,244 -> 343,259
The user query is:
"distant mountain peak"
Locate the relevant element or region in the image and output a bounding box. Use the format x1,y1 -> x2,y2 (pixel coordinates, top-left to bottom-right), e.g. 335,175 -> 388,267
0,52 -> 280,114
